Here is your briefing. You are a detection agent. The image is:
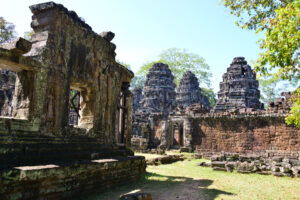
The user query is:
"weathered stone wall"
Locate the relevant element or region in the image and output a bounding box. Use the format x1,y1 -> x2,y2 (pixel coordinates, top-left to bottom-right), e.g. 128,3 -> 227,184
0,156 -> 146,200
190,115 -> 300,156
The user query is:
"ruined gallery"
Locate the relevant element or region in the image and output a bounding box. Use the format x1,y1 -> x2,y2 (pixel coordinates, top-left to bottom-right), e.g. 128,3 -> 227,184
0,1 -> 299,200
0,2 -> 145,199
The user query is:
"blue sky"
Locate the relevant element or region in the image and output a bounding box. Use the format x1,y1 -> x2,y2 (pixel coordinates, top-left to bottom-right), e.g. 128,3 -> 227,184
0,0 -> 262,92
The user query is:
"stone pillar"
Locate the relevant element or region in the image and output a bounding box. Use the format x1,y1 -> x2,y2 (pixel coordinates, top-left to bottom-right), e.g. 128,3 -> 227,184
78,88 -> 95,129
183,117 -> 193,151
124,90 -> 132,148
159,119 -> 168,148
12,71 -> 35,119
148,116 -> 155,147
120,82 -> 129,143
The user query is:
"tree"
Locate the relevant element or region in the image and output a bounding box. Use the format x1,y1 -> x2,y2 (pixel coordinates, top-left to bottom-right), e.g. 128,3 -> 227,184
130,75 -> 145,89
258,76 -> 299,107
286,88 -> 300,127
23,30 -> 34,41
201,88 -> 217,107
221,0 -> 300,127
137,48 -> 212,87
0,17 -> 16,44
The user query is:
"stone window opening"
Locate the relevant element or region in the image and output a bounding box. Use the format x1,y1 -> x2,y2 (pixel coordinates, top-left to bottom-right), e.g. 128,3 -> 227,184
69,89 -> 80,126
173,124 -> 184,147
0,68 -> 34,120
0,69 -> 16,117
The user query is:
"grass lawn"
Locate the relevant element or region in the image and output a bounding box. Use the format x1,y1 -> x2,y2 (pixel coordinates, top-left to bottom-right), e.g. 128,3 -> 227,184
83,154 -> 300,200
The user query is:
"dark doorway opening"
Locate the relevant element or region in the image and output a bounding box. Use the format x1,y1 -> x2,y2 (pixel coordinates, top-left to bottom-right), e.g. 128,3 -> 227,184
69,89 -> 80,125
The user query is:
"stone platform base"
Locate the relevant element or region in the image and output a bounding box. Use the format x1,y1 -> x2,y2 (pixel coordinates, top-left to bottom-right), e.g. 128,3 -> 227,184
0,156 -> 146,200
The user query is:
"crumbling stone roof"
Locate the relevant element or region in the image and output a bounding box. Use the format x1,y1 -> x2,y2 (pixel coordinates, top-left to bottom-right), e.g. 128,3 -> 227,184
29,1 -> 93,31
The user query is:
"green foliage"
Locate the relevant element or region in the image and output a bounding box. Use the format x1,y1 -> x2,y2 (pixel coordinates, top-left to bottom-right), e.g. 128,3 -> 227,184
117,60 -> 131,70
286,88 -> 300,128
256,1 -> 300,81
201,88 -> 217,107
0,17 -> 16,44
221,0 -> 300,127
258,76 -> 280,104
258,75 -> 299,106
130,75 -> 145,89
221,0 -> 299,79
137,48 -> 212,87
23,30 -> 34,41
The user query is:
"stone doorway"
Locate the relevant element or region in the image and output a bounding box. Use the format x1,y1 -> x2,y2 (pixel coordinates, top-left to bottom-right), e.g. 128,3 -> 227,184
69,89 -> 80,125
179,126 -> 184,146
173,125 -> 184,147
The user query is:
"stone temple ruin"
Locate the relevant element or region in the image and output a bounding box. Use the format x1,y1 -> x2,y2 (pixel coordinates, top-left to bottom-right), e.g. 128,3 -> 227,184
0,2 -> 145,199
139,63 -> 177,115
0,2 -> 299,198
132,65 -> 212,150
214,57 -> 264,112
131,57 -> 300,177
132,63 -> 177,149
176,70 -> 210,109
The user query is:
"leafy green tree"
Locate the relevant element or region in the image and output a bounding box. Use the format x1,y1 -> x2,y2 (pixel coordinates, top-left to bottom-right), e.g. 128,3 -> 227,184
137,48 -> 212,87
286,88 -> 300,127
0,17 -> 16,44
221,0 -> 299,80
201,88 -> 217,107
258,76 -> 281,105
23,30 -> 34,41
258,76 -> 299,104
130,75 -> 145,89
221,0 -> 300,127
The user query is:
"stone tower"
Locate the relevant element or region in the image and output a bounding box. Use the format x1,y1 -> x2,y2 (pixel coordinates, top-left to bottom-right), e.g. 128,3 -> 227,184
176,71 -> 210,109
132,87 -> 142,113
139,63 -> 177,115
213,57 -> 264,112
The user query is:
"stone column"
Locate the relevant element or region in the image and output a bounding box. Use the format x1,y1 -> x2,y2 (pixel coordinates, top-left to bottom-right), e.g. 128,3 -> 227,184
159,119 -> 168,148
12,71 -> 35,120
124,90 -> 132,148
183,117 -> 193,151
78,88 -> 95,129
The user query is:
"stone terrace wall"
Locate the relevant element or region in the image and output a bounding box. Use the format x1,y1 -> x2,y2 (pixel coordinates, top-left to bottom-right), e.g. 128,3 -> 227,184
191,114 -> 300,157
0,156 -> 146,200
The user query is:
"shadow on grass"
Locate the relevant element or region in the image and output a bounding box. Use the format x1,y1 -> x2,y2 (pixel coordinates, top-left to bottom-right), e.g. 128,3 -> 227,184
78,172 -> 234,200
